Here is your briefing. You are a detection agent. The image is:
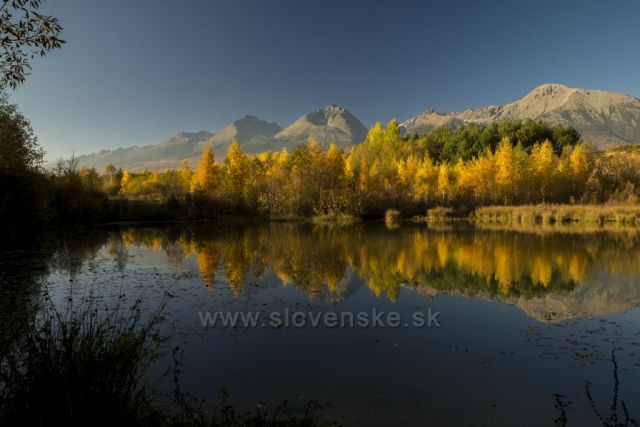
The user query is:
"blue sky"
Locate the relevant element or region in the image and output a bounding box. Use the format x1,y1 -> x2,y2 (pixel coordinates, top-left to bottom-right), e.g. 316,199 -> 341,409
8,0 -> 640,160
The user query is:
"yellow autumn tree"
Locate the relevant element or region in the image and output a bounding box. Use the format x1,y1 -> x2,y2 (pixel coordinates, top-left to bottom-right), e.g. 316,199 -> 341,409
395,154 -> 419,194
191,144 -> 216,195
324,143 -> 344,188
344,150 -> 356,182
358,159 -> 370,193
529,140 -> 556,202
365,122 -> 384,146
568,144 -> 592,200
223,138 -> 247,208
468,149 -> 496,204
177,160 -> 194,192
121,170 -> 131,190
259,147 -> 289,216
554,146 -> 573,202
413,155 -> 437,203
494,138 -> 522,204
437,163 -> 451,204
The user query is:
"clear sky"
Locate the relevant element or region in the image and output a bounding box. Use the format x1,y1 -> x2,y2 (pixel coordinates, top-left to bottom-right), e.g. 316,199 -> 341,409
8,0 -> 640,160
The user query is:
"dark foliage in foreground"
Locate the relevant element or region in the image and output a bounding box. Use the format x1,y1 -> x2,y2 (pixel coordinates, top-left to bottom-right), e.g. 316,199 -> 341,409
0,290 -> 334,426
0,290 -> 167,426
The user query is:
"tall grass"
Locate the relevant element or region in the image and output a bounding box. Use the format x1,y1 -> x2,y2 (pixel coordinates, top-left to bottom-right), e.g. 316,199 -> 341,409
310,212 -> 360,225
474,204 -> 640,226
426,207 -> 455,222
0,290 -> 167,426
0,290 -> 334,426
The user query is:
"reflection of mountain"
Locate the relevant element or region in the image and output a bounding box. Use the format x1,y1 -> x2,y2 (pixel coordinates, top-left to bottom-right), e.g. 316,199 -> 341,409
414,272 -> 640,323
506,273 -> 640,322
48,223 -> 640,321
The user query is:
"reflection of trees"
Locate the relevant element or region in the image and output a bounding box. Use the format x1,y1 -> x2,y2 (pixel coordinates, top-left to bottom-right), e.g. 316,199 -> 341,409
195,243 -> 219,292
49,232 -> 107,278
6,224 -> 639,346
221,235 -> 251,296
106,237 -> 128,273
113,223 -> 640,302
1,230 -> 110,351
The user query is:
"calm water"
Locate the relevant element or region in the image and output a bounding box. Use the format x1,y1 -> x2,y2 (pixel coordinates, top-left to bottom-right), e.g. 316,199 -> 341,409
3,222 -> 640,426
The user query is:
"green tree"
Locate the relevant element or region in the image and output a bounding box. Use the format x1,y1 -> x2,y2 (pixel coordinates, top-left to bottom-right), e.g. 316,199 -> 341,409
0,96 -> 42,174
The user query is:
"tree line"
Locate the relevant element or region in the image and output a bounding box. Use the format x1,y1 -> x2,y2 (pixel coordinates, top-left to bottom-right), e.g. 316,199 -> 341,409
95,118 -> 638,218
3,94 -> 640,228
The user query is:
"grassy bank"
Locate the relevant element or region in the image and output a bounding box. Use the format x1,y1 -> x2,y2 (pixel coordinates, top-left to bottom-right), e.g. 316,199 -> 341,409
310,213 -> 361,225
473,204 -> 640,225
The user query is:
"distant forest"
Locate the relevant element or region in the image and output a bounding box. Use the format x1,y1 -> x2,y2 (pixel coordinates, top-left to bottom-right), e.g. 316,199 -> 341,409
2,96 -> 640,227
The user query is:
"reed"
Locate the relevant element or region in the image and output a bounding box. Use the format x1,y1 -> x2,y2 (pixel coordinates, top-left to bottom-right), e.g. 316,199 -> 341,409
426,207 -> 455,222
311,212 -> 360,225
0,289 -> 167,426
0,290 -> 332,426
474,204 -> 640,226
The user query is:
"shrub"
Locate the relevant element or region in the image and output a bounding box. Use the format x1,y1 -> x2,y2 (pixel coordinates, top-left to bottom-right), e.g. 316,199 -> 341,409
384,209 -> 400,229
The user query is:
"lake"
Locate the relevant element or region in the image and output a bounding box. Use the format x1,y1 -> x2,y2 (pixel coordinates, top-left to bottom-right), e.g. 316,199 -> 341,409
3,222 -> 640,426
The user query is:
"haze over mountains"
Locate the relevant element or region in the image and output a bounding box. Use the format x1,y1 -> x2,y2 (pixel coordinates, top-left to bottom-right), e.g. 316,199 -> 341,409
74,105 -> 367,171
73,84 -> 640,172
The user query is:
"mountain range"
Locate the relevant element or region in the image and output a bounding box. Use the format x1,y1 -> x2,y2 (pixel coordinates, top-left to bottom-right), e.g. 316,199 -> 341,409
73,83 -> 640,172
73,105 -> 367,171
401,83 -> 640,148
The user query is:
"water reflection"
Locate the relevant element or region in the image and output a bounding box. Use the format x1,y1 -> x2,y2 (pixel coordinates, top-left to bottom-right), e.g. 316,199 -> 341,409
0,230 -> 109,349
78,223 -> 640,322
6,223 -> 640,325
4,224 -> 640,426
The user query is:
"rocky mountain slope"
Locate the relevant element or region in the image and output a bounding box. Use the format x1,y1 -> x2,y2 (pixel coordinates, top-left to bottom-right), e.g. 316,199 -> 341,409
401,83 -> 640,148
202,115 -> 282,155
274,104 -> 368,148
